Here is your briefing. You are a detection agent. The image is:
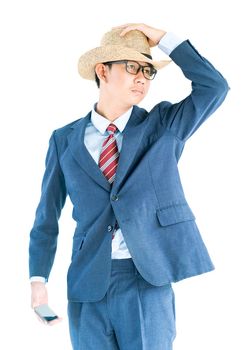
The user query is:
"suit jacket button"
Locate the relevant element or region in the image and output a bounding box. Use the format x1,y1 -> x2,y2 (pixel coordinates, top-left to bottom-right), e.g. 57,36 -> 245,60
111,195 -> 119,201
107,225 -> 113,232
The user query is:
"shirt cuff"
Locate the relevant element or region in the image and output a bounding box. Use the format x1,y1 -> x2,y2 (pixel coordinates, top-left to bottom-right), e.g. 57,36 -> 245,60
30,276 -> 46,283
158,32 -> 186,56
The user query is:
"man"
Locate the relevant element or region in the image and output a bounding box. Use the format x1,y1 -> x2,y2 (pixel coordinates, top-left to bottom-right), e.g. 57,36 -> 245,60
29,23 -> 229,349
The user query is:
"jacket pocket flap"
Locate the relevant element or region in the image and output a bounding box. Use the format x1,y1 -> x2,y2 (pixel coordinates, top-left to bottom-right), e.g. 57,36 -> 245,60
72,235 -> 86,251
156,203 -> 195,227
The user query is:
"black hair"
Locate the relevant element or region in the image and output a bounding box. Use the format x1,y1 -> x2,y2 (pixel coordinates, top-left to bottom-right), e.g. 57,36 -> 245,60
95,73 -> 100,88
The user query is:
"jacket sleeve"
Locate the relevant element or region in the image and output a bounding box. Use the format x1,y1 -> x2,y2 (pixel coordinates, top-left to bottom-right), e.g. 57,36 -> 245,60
29,131 -> 67,280
159,40 -> 229,141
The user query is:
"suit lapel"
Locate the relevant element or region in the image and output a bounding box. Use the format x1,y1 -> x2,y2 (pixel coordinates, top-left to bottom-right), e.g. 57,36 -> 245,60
113,106 -> 148,191
67,113 -> 111,191
67,106 -> 148,193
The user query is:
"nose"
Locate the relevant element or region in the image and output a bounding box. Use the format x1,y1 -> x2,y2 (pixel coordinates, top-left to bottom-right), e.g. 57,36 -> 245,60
134,69 -> 146,84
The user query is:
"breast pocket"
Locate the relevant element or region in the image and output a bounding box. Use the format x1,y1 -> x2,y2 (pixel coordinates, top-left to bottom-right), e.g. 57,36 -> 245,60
156,202 -> 195,227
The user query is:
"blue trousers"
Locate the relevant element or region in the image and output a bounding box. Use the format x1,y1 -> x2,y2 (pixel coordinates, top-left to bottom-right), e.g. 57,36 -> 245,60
68,259 -> 176,349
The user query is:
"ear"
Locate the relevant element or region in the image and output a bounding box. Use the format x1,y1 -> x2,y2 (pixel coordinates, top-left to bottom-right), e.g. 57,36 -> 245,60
95,63 -> 109,84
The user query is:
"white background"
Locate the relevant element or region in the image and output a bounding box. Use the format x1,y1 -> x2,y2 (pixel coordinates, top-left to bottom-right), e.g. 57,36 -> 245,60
0,0 -> 249,349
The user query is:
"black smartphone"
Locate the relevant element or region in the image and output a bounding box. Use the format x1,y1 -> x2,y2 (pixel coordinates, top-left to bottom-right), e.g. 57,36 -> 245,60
34,304 -> 59,324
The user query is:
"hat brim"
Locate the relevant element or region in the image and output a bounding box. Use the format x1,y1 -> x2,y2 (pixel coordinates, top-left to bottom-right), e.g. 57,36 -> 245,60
78,45 -> 171,80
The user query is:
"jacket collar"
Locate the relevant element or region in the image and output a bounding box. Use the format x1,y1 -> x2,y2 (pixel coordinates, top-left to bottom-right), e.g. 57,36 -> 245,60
67,106 -> 148,192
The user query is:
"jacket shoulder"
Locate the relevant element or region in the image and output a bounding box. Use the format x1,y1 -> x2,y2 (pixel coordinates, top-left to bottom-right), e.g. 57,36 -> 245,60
53,117 -> 83,138
51,115 -> 89,154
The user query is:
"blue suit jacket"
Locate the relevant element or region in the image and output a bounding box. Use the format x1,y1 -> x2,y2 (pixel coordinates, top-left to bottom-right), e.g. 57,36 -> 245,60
29,41 -> 229,302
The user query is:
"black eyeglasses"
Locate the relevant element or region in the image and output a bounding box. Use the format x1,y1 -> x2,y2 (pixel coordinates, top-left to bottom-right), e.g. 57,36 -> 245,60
104,60 -> 157,80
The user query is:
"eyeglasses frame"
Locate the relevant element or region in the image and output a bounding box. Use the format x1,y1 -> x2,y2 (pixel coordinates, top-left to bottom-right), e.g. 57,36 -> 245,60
103,60 -> 157,80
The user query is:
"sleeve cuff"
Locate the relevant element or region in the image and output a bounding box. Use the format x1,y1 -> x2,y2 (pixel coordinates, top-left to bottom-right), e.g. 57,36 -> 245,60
30,276 -> 46,283
158,32 -> 187,56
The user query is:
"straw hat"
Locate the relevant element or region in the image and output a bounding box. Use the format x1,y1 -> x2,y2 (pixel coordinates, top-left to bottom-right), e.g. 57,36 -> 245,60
78,28 -> 171,80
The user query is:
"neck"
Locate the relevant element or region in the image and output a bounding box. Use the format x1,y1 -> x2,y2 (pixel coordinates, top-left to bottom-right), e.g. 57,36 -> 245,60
96,96 -> 132,122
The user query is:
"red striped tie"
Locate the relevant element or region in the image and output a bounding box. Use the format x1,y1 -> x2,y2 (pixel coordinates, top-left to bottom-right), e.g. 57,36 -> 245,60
98,123 -> 119,184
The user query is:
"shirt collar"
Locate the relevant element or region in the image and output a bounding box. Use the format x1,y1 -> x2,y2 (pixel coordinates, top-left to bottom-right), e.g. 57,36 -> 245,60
91,104 -> 133,135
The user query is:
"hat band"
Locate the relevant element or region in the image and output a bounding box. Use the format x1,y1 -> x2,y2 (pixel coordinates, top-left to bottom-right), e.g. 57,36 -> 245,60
141,53 -> 152,59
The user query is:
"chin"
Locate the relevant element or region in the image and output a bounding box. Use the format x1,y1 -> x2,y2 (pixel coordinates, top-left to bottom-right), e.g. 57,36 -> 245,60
131,95 -> 144,105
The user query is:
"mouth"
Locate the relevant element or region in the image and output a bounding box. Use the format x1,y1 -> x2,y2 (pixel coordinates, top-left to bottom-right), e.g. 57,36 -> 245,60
131,89 -> 144,95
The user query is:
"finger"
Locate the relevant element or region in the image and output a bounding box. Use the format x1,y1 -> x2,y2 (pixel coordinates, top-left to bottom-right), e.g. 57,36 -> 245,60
119,25 -> 143,37
35,314 -> 45,324
47,317 -> 63,326
31,300 -> 40,309
112,23 -> 144,36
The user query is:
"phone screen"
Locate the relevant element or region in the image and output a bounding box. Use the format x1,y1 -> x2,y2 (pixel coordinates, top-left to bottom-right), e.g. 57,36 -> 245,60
34,304 -> 59,323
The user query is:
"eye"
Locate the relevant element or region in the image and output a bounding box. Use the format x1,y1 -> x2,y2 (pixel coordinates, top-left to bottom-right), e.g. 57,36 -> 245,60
127,62 -> 138,72
143,67 -> 152,75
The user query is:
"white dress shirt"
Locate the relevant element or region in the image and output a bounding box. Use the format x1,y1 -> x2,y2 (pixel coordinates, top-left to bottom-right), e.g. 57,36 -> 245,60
30,32 -> 184,282
87,106 -> 133,259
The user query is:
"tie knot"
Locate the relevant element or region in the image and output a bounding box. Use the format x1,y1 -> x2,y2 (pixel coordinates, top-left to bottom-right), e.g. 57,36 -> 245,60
107,123 -> 118,134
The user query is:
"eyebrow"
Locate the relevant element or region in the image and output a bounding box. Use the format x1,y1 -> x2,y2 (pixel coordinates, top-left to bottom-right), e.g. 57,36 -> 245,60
128,61 -> 153,67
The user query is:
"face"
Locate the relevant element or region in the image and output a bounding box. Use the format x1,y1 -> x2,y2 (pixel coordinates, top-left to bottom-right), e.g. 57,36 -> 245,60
97,60 -> 153,108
